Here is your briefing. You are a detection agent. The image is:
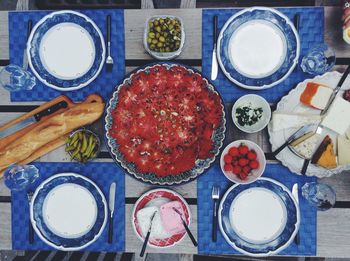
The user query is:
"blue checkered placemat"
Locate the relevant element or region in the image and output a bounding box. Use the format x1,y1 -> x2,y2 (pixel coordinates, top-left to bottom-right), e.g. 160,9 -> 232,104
197,164 -> 317,256
9,9 -> 125,102
202,7 -> 324,103
11,162 -> 125,252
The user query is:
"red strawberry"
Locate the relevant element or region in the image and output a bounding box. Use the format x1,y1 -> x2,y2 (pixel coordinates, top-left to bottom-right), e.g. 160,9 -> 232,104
232,160 -> 238,166
249,160 -> 259,169
238,145 -> 249,155
242,166 -> 251,174
239,172 -> 248,180
224,154 -> 233,163
224,164 -> 233,172
229,147 -> 239,157
238,158 -> 249,167
232,166 -> 241,175
247,151 -> 257,160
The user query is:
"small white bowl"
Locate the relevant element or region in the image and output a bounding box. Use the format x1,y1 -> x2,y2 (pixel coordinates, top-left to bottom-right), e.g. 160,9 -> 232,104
232,94 -> 271,133
143,15 -> 185,60
220,140 -> 266,184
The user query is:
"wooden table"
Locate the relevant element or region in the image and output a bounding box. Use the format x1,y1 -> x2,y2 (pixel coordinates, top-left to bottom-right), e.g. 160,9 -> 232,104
1,7 -> 350,258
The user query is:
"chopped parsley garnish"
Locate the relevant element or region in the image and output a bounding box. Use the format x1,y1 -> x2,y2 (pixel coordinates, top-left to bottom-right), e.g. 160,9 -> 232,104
235,105 -> 263,126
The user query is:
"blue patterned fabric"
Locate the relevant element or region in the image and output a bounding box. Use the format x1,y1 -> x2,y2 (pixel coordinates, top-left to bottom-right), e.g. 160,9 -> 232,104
197,164 -> 317,256
202,7 -> 324,102
11,162 -> 125,252
9,9 -> 125,102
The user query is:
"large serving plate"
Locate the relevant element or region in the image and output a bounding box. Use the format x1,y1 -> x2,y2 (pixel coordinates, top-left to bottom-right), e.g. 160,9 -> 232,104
217,7 -> 299,89
268,71 -> 350,178
219,177 -> 299,257
105,63 -> 226,185
30,173 -> 107,250
27,10 -> 105,91
132,188 -> 190,248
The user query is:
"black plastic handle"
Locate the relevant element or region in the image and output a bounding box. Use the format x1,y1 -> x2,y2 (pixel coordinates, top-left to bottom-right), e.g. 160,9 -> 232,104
107,15 -> 111,43
27,20 -> 33,40
293,13 -> 300,32
183,220 -> 198,247
29,219 -> 34,244
140,231 -> 151,257
212,200 -> 217,242
33,101 -> 68,122
213,15 -> 218,45
271,140 -> 290,157
301,158 -> 311,176
108,215 -> 113,244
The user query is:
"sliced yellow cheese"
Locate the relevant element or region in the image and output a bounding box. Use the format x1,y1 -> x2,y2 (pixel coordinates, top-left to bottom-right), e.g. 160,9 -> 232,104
337,136 -> 350,166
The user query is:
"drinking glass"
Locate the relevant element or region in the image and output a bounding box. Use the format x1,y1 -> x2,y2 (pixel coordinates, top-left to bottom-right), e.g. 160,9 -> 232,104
4,165 -> 40,191
300,44 -> 336,75
302,182 -> 336,211
0,64 -> 36,92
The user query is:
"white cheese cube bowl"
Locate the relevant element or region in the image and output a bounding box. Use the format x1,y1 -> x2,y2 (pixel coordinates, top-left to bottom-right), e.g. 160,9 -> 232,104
220,140 -> 266,185
232,94 -> 271,133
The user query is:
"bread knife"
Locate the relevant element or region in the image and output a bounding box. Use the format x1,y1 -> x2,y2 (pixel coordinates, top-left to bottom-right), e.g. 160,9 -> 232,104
108,182 -> 116,243
0,100 -> 68,139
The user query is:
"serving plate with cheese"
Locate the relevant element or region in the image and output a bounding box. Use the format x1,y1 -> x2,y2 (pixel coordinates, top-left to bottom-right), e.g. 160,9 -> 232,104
268,71 -> 350,178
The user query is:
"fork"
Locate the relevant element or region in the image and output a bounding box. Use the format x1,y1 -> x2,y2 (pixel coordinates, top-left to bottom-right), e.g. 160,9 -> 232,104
27,191 -> 34,244
106,15 -> 113,72
212,186 -> 220,242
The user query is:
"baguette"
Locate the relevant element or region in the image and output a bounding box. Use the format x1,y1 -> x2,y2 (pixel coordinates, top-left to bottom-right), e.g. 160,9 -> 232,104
0,102 -> 104,171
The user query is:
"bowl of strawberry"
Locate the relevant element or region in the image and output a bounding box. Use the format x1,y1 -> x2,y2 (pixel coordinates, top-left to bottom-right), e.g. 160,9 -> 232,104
220,140 -> 266,184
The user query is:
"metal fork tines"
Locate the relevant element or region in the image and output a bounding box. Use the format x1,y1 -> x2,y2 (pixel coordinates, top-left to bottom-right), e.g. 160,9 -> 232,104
106,14 -> 114,72
212,186 -> 220,242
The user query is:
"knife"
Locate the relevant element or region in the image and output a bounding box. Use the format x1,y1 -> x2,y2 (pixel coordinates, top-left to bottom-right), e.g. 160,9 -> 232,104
140,211 -> 157,257
172,207 -> 198,247
292,183 -> 300,245
23,19 -> 33,70
211,15 -> 218,81
0,100 -> 68,139
108,182 -> 116,244
267,124 -> 317,158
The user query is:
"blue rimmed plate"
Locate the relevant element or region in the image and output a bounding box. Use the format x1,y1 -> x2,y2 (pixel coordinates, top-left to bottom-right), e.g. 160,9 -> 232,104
217,7 -> 300,90
27,10 -> 105,91
219,177 -> 300,257
30,173 -> 107,250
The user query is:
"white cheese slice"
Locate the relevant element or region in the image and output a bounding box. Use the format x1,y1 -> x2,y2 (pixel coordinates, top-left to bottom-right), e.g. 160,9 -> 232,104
271,112 -> 321,131
337,136 -> 350,165
321,96 -> 350,135
310,86 -> 333,110
292,133 -> 321,159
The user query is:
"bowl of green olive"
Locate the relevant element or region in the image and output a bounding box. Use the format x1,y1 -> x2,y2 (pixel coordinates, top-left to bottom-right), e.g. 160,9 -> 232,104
144,15 -> 185,60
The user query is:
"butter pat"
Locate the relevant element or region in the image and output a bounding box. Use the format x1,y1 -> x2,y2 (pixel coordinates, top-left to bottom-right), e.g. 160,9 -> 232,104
321,97 -> 350,135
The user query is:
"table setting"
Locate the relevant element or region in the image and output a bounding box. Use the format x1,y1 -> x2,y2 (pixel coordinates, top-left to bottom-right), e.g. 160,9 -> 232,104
0,3 -> 349,258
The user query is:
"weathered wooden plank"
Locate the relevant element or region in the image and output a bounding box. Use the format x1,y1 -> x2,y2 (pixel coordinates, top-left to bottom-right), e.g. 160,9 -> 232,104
124,9 -> 201,60
125,204 -> 198,254
0,203 -> 11,250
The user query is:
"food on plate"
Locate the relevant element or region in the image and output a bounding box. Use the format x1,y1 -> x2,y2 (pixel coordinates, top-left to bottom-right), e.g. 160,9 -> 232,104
0,102 -> 104,174
65,130 -> 100,163
311,135 -> 337,169
109,64 -> 224,177
160,201 -> 185,235
290,131 -> 315,147
321,96 -> 350,135
291,133 -> 321,159
235,104 -> 263,127
147,17 -> 182,53
222,144 -> 259,180
300,82 -> 333,110
346,127 -> 350,139
344,89 -> 350,102
270,112 -> 321,131
337,136 -> 350,165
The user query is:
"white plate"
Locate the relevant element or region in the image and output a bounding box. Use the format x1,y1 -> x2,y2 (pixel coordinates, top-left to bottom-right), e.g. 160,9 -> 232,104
268,71 -> 350,177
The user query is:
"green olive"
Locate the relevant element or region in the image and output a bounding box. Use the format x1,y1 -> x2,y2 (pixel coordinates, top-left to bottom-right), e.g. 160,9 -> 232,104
154,20 -> 159,26
159,18 -> 164,24
149,21 -> 153,28
148,32 -> 155,38
156,32 -> 160,38
157,42 -> 163,47
152,39 -> 158,44
155,26 -> 161,33
159,36 -> 165,42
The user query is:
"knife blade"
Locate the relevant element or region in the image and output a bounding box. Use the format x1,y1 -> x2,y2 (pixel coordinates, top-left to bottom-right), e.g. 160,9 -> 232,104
292,183 -> 300,245
23,19 -> 33,70
0,100 -> 68,139
108,182 -> 116,244
211,15 -> 218,81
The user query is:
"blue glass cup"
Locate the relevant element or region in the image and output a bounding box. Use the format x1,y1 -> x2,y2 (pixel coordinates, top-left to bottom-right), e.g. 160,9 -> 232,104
4,165 -> 40,191
302,182 -> 336,211
300,44 -> 336,75
0,64 -> 36,92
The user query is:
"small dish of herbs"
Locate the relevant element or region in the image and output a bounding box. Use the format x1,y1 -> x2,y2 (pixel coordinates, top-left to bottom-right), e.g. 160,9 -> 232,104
232,94 -> 271,133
